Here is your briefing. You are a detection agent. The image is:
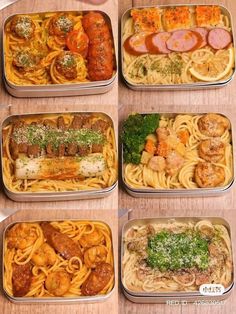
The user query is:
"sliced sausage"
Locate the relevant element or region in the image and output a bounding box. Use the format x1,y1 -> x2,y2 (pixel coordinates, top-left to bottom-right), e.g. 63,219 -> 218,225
12,263 -> 32,297
92,144 -> 103,153
192,27 -> 208,48
43,119 -> 57,128
166,30 -> 203,52
10,138 -> 19,160
78,145 -> 91,157
58,143 -> 65,157
146,32 -> 171,54
124,32 -> 150,56
208,28 -> 232,50
57,116 -> 66,130
67,143 -> 78,156
91,119 -> 109,133
81,262 -> 113,296
27,144 -> 40,157
18,143 -> 28,153
41,222 -> 83,261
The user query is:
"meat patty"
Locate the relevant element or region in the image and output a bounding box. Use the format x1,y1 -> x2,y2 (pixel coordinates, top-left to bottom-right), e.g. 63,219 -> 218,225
12,263 -> 32,297
81,262 -> 113,296
41,222 -> 83,261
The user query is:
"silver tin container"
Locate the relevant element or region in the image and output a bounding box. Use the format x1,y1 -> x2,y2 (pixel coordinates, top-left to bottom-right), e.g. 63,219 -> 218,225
2,219 -> 115,304
122,112 -> 234,197
1,111 -> 118,202
121,217 -> 234,303
2,10 -> 117,98
121,4 -> 235,91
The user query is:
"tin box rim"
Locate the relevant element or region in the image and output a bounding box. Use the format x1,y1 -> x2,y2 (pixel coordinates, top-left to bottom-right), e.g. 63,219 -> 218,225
2,218 -> 115,303
121,3 -> 235,89
3,9 -> 117,90
120,216 -> 234,297
121,112 -> 234,194
1,111 -> 118,197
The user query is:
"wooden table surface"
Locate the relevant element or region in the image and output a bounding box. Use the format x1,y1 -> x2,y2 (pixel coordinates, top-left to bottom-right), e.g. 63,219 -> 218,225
119,0 -> 236,314
0,0 -> 118,314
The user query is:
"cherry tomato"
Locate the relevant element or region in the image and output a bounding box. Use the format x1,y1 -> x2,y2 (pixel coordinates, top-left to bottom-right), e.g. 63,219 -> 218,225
66,30 -> 89,58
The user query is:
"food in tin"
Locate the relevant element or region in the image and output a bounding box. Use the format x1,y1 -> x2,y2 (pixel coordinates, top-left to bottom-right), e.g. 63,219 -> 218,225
122,5 -> 234,84
2,113 -> 117,193
122,219 -> 233,293
121,113 -> 233,189
4,11 -> 115,85
4,220 -> 114,298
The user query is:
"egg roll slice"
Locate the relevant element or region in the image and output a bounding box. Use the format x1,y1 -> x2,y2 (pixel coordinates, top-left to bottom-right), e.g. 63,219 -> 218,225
15,153 -> 106,180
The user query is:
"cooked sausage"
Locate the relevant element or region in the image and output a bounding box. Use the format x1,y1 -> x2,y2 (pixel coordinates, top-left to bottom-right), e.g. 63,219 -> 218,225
18,143 -> 28,153
82,12 -> 113,81
91,119 -> 109,133
57,116 -> 66,130
145,32 -> 171,54
46,143 -> 57,157
67,143 -> 78,156
12,263 -> 32,297
78,145 -> 91,156
208,28 -> 232,50
10,139 -> 19,160
27,144 -> 40,157
166,30 -> 203,52
43,119 -> 57,128
41,222 -> 83,261
81,262 -> 113,296
124,32 -> 149,56
192,28 -> 208,49
92,144 -> 103,153
58,143 -> 65,157
70,115 -> 90,129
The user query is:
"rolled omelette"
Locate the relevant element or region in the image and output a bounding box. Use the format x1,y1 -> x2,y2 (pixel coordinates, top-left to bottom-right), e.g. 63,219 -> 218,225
15,153 -> 107,180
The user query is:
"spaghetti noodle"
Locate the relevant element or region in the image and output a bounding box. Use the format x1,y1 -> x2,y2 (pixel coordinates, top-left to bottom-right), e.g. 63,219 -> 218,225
2,113 -> 117,193
4,220 -> 114,298
123,113 -> 233,190
122,219 -> 233,293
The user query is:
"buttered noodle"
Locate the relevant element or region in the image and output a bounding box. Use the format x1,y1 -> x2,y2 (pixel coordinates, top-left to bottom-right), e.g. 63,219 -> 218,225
122,8 -> 234,85
3,113 -> 117,193
122,220 -> 233,293
124,114 -> 233,190
4,220 -> 114,297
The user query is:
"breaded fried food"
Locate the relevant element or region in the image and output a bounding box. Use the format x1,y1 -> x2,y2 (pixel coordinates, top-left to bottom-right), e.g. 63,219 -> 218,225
131,8 -> 161,32
196,6 -> 221,27
163,6 -> 191,31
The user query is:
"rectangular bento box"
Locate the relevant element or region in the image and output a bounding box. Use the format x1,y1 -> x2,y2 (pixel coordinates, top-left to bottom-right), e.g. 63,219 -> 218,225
1,111 -> 118,201
2,10 -> 117,97
121,4 -> 235,90
121,112 -> 234,197
3,219 -> 115,303
121,217 -> 234,303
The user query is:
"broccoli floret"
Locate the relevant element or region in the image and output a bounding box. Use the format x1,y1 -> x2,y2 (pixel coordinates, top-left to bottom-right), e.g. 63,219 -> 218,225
121,113 -> 160,164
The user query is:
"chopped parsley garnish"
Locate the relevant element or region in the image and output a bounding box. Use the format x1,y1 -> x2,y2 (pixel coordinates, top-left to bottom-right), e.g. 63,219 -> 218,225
147,231 -> 209,272
56,16 -> 73,33
12,125 -> 105,149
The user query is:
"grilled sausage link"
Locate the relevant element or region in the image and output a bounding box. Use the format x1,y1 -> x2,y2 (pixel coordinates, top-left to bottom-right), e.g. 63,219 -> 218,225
41,222 -> 83,261
12,263 -> 32,297
82,12 -> 114,81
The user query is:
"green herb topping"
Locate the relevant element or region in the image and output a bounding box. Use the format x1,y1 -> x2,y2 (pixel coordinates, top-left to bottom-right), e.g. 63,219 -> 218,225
12,125 -> 105,149
147,231 -> 209,272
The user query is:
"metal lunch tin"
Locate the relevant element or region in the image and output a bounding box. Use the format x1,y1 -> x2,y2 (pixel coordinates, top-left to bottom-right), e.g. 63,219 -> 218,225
121,217 -> 234,303
2,219 -> 115,303
1,111 -> 118,201
2,10 -> 117,97
121,4 -> 235,91
121,112 -> 234,197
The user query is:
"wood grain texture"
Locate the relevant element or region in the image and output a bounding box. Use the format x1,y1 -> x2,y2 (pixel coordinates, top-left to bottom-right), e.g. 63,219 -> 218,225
0,1 -> 118,313
119,0 -> 236,313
